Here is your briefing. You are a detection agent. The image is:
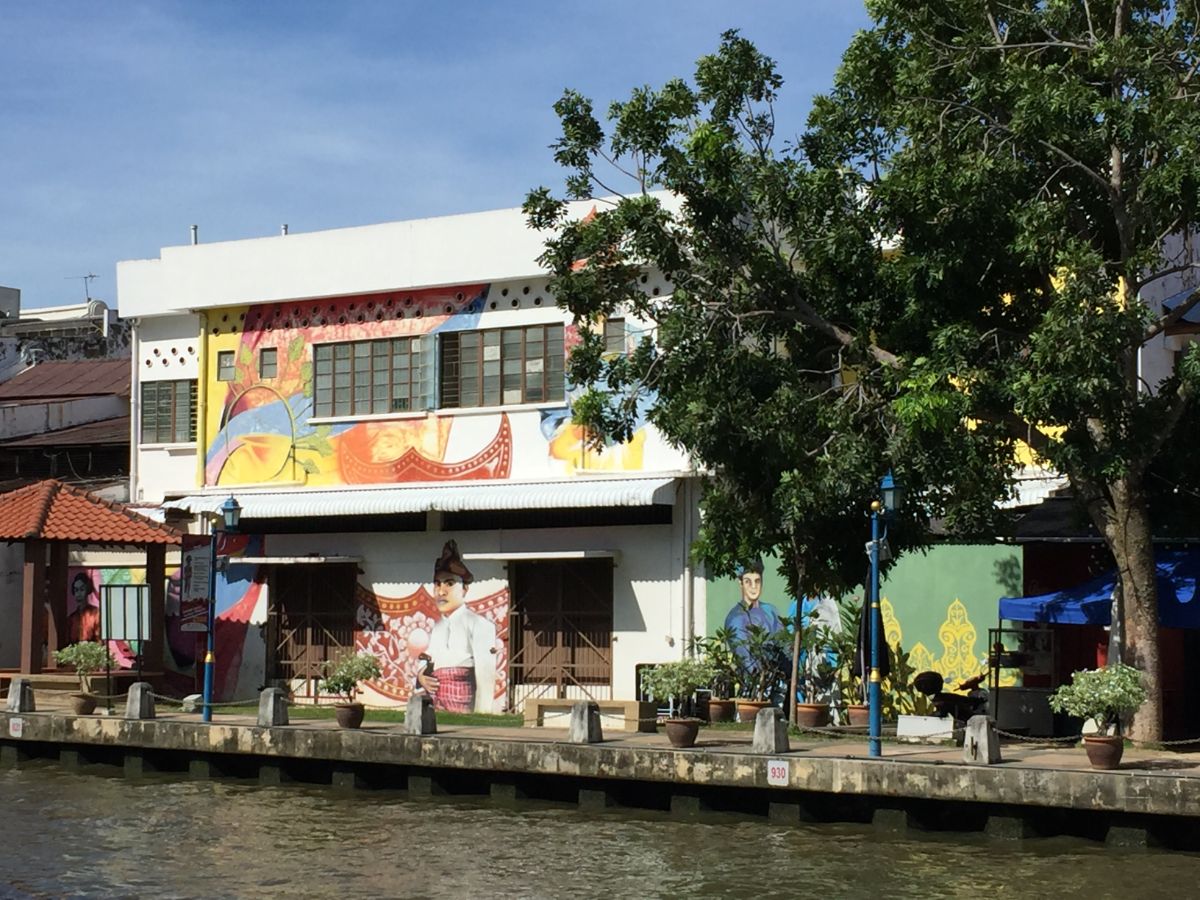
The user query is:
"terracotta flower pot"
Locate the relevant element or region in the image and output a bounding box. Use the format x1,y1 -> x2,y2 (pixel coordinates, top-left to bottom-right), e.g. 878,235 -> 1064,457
335,703 -> 365,729
1083,733 -> 1124,770
845,704 -> 870,727
707,699 -> 736,723
69,693 -> 97,716
736,699 -> 772,723
664,718 -> 702,748
794,702 -> 830,728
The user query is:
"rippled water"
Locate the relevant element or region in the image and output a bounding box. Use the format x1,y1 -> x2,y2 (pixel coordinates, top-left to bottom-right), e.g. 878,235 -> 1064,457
0,762 -> 1194,899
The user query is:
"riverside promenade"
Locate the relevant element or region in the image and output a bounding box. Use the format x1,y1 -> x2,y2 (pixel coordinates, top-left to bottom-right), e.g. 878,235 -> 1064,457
4,704 -> 1200,850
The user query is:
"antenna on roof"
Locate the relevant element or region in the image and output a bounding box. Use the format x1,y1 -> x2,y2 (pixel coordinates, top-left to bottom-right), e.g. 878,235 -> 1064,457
66,273 -> 97,301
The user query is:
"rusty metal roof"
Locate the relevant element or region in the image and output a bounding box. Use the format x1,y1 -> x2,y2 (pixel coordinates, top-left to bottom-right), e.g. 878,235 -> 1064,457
0,415 -> 129,448
0,360 -> 129,400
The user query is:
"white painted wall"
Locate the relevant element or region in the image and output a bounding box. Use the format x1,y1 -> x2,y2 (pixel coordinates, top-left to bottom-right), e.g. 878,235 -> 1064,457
0,395 -> 126,440
117,194 -> 682,317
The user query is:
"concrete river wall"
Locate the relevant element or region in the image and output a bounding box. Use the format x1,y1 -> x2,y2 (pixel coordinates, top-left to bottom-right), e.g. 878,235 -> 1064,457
3,710 -> 1200,850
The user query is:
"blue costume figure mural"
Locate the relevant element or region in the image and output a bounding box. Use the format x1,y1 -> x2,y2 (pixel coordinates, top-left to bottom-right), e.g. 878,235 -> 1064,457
723,558 -> 784,667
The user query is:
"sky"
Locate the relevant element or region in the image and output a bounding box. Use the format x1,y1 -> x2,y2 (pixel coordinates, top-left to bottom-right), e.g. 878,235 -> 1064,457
1,2 -> 871,311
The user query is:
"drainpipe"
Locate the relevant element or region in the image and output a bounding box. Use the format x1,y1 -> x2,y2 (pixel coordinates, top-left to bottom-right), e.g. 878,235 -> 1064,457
128,318 -> 140,501
195,312 -> 209,488
682,476 -> 695,655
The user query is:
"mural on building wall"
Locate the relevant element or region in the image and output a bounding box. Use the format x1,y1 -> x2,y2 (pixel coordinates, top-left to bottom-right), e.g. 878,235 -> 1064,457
65,566 -> 146,669
357,540 -> 509,714
203,287 -> 654,487
722,558 -> 785,667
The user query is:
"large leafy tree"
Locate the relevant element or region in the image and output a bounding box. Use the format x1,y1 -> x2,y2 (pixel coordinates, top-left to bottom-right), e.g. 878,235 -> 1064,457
527,4 -> 1200,741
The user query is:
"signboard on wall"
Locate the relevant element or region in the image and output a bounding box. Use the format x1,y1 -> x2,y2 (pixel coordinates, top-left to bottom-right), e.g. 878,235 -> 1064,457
180,535 -> 211,633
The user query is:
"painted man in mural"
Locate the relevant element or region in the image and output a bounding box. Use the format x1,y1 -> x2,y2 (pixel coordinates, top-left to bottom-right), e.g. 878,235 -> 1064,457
723,558 -> 784,666
415,541 -> 498,713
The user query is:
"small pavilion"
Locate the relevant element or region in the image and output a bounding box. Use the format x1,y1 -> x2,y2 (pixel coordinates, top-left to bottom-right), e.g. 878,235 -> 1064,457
0,479 -> 181,677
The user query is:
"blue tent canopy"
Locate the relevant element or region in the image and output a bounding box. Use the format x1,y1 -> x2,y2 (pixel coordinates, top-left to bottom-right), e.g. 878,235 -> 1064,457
998,551 -> 1200,628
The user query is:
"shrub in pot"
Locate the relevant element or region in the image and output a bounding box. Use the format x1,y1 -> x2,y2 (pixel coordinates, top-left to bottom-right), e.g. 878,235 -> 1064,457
641,657 -> 714,748
1048,663 -> 1146,770
320,652 -> 383,729
736,624 -> 789,722
53,641 -> 115,715
793,621 -> 837,727
690,628 -> 741,721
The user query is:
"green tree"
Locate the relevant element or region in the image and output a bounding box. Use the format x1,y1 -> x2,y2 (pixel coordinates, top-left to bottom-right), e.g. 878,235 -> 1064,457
527,7 -> 1200,742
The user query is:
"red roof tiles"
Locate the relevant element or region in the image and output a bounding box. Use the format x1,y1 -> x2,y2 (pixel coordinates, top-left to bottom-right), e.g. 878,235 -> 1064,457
0,479 -> 180,544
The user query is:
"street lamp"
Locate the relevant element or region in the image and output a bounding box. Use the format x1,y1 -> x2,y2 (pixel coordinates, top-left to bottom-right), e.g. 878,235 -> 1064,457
868,471 -> 903,758
202,495 -> 241,723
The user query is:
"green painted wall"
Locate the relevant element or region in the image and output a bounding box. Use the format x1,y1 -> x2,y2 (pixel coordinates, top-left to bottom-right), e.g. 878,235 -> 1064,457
704,544 -> 1021,685
879,544 -> 1021,684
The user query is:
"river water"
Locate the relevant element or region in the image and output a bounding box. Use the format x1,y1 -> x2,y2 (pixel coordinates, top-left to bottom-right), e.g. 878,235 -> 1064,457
0,762 -> 1195,899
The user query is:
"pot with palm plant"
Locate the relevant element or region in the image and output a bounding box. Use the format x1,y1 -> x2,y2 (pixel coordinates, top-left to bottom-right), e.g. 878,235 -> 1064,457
735,624 -> 789,722
692,628 -> 741,722
1049,663 -> 1146,770
53,641 -> 115,715
641,657 -> 715,748
829,602 -> 869,726
792,622 -> 838,728
320,652 -> 383,728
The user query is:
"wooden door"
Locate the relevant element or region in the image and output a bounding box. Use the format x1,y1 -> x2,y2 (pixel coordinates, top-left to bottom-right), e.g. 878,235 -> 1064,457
508,559 -> 613,708
265,564 -> 357,698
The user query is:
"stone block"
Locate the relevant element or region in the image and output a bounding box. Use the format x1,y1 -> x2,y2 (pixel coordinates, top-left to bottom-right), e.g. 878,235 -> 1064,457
188,758 -> 215,780
873,806 -> 909,831
124,683 -> 156,720
124,752 -> 146,778
257,688 -> 290,727
896,714 -> 955,743
986,814 -> 1039,840
405,693 -> 437,735
331,765 -> 366,790
259,763 -> 290,785
568,701 -> 603,744
752,707 -> 789,754
962,715 -> 1002,764
490,779 -> 525,805
5,678 -> 35,713
670,793 -> 703,817
180,694 -> 202,713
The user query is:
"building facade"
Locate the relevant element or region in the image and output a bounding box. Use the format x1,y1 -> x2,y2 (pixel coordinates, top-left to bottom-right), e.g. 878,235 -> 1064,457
119,202 -> 702,711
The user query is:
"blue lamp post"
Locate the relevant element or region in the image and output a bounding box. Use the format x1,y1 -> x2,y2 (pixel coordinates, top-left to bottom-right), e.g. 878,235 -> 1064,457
202,495 -> 241,724
868,471 -> 904,757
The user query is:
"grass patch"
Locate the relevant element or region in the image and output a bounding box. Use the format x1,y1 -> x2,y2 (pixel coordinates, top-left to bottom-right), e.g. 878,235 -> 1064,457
201,703 -> 523,728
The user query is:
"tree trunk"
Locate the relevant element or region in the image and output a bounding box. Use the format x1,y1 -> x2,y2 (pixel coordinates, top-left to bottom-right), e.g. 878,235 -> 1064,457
1101,476 -> 1163,743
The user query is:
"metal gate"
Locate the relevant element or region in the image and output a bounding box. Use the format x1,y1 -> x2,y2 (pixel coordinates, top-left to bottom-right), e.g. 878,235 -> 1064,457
508,559 -> 613,709
265,564 -> 358,699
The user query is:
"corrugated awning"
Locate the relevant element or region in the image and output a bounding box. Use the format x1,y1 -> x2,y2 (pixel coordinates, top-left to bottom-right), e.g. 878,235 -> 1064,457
164,475 -> 681,520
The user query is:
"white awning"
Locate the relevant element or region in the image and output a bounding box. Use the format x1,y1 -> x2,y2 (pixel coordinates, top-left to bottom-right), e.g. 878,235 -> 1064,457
164,475 -> 681,520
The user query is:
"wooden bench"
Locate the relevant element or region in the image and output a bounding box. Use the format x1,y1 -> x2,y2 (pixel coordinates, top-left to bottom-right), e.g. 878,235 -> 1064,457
523,697 -> 657,733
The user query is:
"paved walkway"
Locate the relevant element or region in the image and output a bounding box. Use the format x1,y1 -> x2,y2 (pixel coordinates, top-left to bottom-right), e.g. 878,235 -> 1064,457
134,710 -> 1200,778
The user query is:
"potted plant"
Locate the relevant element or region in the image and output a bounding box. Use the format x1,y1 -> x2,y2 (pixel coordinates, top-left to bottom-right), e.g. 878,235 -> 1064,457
830,602 -> 869,726
794,623 -> 837,728
320,652 -> 383,729
735,624 -> 789,722
641,656 -> 714,748
1049,663 -> 1146,770
691,628 -> 741,722
53,641 -> 115,715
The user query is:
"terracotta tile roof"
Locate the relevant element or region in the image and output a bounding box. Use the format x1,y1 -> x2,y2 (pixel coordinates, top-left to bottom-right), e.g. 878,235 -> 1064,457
0,360 -> 129,400
0,479 -> 181,544
0,415 -> 129,448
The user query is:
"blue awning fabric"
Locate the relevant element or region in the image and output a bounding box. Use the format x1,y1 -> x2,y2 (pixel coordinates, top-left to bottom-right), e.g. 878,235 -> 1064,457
999,551 -> 1200,628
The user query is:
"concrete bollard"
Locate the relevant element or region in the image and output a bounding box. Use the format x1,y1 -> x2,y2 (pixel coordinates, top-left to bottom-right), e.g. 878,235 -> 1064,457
753,707 -> 789,754
405,692 -> 437,735
568,701 -> 603,744
257,688 -> 289,727
125,682 -> 156,720
962,715 -> 1002,764
5,678 -> 35,713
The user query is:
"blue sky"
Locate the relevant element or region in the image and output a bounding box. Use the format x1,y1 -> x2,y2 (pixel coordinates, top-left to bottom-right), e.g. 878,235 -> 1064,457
1,2 -> 870,310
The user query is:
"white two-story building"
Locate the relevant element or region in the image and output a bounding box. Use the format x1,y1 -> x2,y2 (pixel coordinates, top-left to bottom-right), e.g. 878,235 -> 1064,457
118,201 -> 702,713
